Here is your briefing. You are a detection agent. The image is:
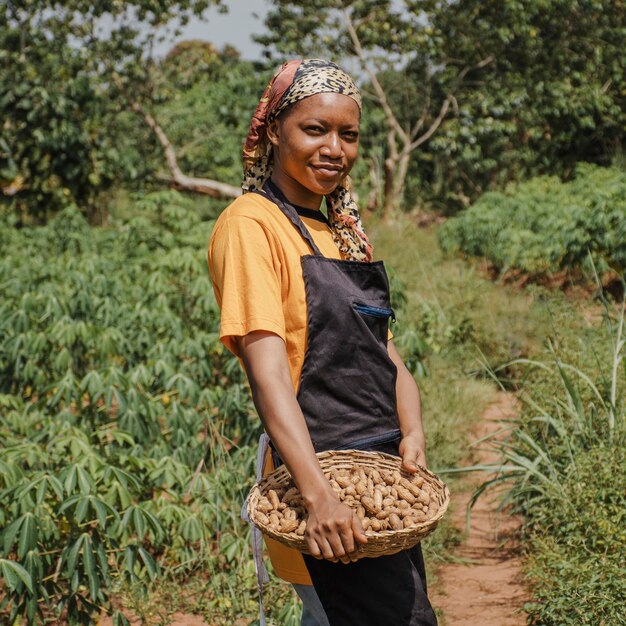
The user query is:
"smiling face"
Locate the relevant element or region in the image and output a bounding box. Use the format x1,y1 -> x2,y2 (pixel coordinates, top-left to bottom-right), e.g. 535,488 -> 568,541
267,92 -> 361,209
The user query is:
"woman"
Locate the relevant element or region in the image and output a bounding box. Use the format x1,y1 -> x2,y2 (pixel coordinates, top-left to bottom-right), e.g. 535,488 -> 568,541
208,59 -> 438,626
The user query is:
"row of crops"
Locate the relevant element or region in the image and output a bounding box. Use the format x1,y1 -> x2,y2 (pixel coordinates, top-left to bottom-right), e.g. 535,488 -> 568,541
0,193 -> 266,624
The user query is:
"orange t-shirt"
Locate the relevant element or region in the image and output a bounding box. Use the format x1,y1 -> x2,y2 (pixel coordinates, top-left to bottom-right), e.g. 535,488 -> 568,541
208,191 -> 392,585
208,191 -> 342,584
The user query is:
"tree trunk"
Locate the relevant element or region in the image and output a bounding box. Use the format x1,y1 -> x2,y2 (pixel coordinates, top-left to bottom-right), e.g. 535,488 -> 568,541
382,150 -> 411,219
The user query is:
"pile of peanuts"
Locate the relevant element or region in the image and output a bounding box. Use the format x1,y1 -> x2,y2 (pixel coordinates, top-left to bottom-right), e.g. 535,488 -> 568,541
254,465 -> 438,536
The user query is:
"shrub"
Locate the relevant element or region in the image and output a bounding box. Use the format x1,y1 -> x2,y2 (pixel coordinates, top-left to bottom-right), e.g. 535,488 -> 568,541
438,164 -> 626,276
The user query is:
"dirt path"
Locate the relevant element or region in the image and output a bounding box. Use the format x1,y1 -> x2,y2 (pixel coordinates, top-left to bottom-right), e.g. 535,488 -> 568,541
431,392 -> 529,626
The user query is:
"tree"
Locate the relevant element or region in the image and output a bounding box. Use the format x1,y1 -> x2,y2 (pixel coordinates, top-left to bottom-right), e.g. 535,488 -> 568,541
257,0 -> 492,217
0,0 -> 238,224
424,0 -> 626,208
259,1 -> 626,216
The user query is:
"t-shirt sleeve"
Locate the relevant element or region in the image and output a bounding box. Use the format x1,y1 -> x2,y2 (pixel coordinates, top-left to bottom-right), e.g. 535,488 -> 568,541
208,215 -> 285,357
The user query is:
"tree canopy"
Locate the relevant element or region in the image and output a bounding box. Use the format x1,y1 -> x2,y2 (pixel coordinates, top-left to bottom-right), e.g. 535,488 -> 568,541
1,0 -> 624,221
1,0 -> 224,223
258,0 -> 625,213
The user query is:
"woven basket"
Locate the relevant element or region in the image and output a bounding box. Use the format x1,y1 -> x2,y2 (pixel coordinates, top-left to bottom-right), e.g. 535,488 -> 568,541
245,449 -> 450,558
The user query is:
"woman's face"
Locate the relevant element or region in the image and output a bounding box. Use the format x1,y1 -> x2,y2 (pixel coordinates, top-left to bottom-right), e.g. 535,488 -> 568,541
267,92 -> 360,209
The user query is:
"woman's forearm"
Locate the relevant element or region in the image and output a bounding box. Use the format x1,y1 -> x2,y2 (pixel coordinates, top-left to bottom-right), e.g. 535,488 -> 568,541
236,331 -> 335,505
236,330 -> 367,562
388,340 -> 428,468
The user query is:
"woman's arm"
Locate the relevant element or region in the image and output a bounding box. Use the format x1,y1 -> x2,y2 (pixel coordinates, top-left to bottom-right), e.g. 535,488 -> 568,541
388,340 -> 428,472
236,330 -> 367,563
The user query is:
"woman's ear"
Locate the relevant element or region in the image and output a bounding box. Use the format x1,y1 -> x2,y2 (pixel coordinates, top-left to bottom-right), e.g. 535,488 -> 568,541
266,119 -> 280,147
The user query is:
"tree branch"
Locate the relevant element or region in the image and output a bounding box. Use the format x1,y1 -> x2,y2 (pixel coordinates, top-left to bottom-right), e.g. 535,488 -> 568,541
111,72 -> 239,199
410,91 -> 431,141
404,56 -> 494,155
405,95 -> 452,155
129,101 -> 240,198
343,9 -> 409,144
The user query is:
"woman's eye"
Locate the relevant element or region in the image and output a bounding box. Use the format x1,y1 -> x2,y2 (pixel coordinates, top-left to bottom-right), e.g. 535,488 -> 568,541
343,131 -> 359,140
304,125 -> 324,133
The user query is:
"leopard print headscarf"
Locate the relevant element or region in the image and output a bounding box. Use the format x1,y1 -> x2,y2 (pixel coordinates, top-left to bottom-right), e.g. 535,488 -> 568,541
242,59 -> 373,262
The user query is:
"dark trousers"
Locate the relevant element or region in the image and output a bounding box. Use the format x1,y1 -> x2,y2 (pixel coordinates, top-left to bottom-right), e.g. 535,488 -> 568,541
303,543 -> 438,626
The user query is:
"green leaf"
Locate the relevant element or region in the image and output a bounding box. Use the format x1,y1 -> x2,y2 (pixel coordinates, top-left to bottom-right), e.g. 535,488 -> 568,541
137,547 -> 158,580
17,513 -> 37,559
82,536 -> 99,600
0,558 -> 33,593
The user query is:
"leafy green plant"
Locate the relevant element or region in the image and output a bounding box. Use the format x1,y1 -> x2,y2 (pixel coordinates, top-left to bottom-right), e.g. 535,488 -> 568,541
0,193 -> 262,624
439,164 -> 626,277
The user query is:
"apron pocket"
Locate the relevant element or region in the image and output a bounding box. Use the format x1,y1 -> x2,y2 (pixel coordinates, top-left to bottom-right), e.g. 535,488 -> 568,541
352,302 -> 396,345
353,302 -> 396,322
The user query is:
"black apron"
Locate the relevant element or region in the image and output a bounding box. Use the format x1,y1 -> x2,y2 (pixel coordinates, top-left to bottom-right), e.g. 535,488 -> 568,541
256,182 -> 438,626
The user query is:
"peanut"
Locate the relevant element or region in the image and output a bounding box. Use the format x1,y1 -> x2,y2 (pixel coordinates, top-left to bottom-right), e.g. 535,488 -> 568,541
281,518 -> 299,533
396,485 -> 416,504
257,497 -> 273,513
268,489 -> 280,510
389,513 -> 403,531
269,512 -> 280,529
334,474 -> 352,489
361,495 -> 380,515
400,477 -> 423,498
374,488 -> 384,511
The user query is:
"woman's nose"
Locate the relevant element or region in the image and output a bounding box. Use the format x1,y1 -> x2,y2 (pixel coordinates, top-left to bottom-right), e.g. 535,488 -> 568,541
320,132 -> 342,158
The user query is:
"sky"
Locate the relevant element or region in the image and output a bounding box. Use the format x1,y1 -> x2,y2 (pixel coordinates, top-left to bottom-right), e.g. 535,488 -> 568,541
154,0 -> 271,59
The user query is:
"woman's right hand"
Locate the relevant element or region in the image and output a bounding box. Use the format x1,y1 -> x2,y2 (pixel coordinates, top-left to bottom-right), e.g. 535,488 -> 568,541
304,491 -> 368,564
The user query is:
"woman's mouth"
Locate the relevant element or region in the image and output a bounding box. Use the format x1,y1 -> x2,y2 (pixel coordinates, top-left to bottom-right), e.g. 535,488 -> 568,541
310,164 -> 343,179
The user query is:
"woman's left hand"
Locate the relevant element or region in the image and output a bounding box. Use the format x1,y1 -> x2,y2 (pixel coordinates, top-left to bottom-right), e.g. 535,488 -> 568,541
399,433 -> 427,472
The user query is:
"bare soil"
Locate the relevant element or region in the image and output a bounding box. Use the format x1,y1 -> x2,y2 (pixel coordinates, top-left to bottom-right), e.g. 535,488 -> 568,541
431,392 -> 530,626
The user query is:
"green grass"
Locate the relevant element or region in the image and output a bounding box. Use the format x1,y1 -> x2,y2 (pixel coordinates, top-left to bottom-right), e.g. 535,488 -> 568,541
371,218 -> 564,579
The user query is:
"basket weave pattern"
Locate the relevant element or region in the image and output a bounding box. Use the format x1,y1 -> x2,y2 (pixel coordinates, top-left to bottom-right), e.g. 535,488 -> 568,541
246,449 -> 450,557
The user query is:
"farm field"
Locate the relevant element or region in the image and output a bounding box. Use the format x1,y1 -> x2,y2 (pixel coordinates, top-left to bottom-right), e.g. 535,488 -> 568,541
2,200 -> 623,625
2,1 -> 625,623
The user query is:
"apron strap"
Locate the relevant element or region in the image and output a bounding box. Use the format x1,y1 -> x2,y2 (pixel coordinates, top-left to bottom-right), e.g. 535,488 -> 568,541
241,432 -> 271,626
254,182 -> 324,257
